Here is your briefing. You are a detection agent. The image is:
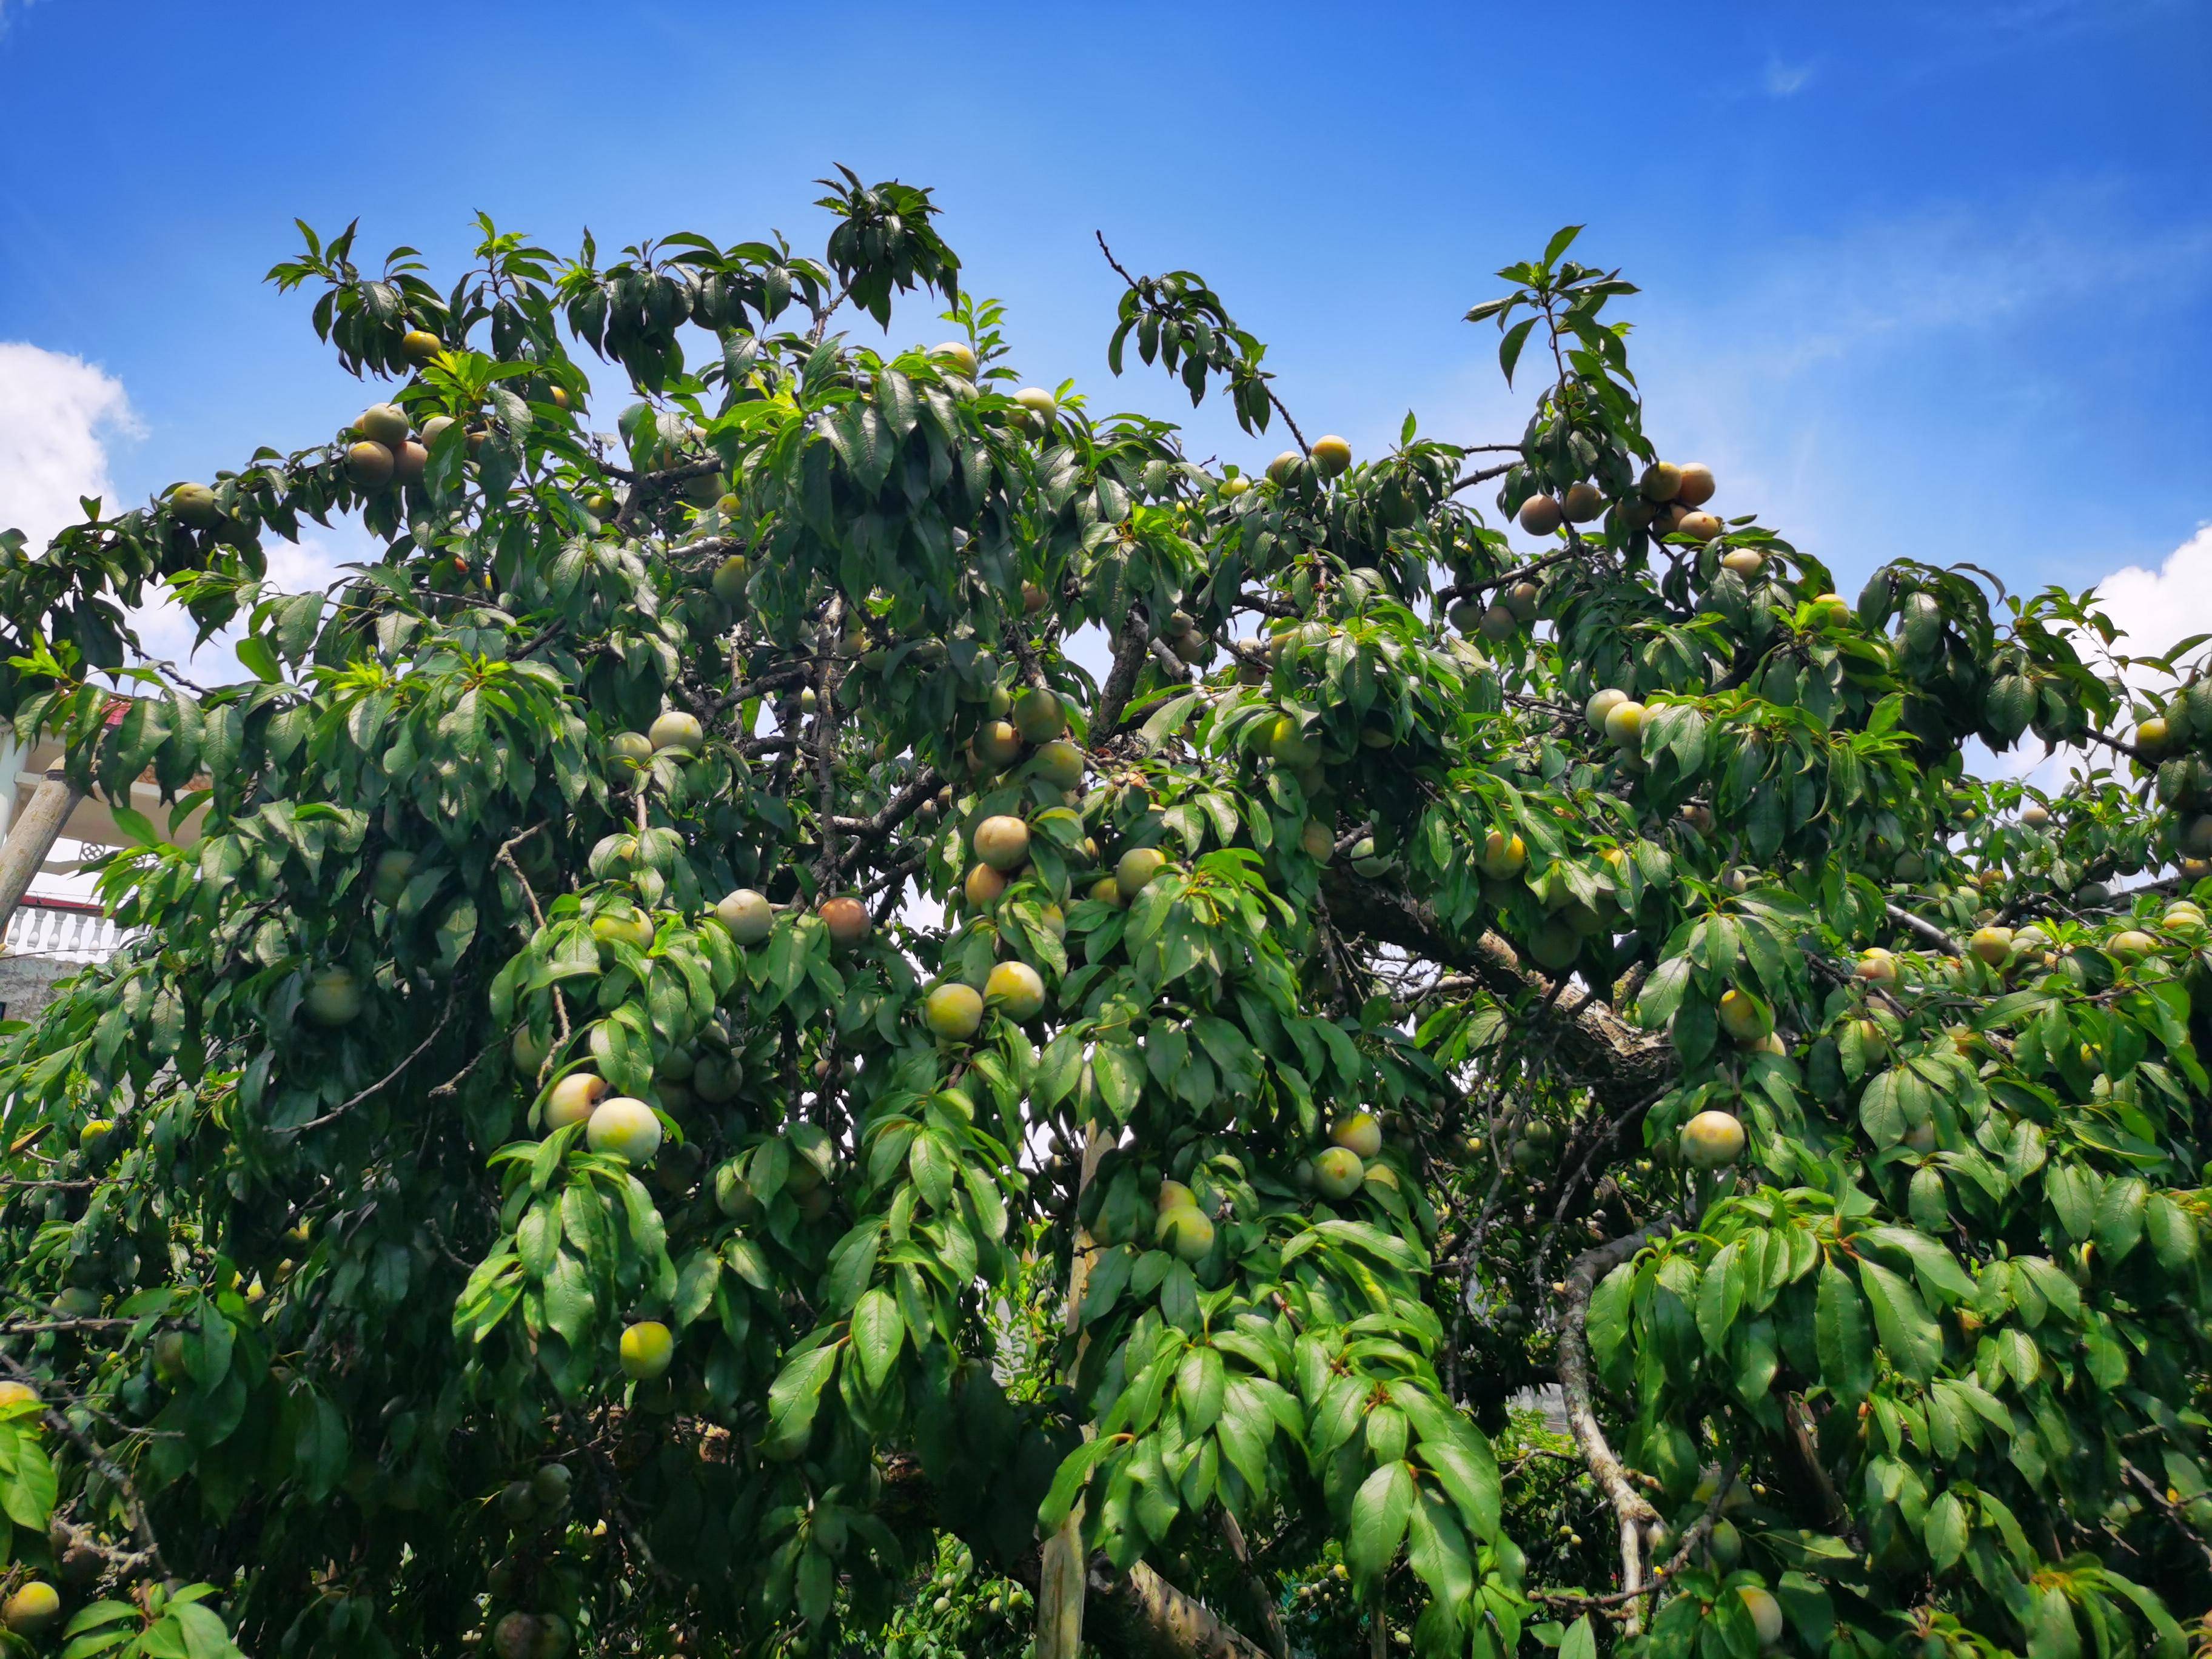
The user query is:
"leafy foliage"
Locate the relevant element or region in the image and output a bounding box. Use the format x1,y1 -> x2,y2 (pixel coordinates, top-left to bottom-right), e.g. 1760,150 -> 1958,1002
0,175 -> 2208,1659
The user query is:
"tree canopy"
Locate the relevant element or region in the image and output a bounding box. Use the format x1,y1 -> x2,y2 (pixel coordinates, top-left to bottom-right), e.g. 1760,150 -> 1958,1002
1,172 -> 2209,1659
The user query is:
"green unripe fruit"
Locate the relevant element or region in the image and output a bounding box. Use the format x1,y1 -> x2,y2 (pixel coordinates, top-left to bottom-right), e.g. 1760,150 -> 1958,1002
1680,1110 -> 1746,1169
358,403 -> 411,445
592,911 -> 655,952
169,481 -> 222,529
1518,494 -> 1563,535
619,1319 -> 675,1381
1012,688 -> 1066,743
1639,461 -> 1683,503
1266,714 -> 1321,768
608,730 -> 654,770
1155,1205 -> 1215,1262
649,709 -> 703,754
1737,1586 -> 1783,1649
1586,687 -> 1629,732
716,888 -> 773,945
1603,700 -> 1647,747
372,848 -> 415,907
3,1582 -> 62,1638
544,1073 -> 608,1131
1330,1112 -> 1382,1158
1266,450 -> 1301,485
973,814 -> 1032,872
1717,988 -> 1772,1044
1479,829 -> 1527,878
984,960 -> 1047,1022
586,1097 -> 663,1164
1033,739 -> 1085,789
1969,925 -> 2013,966
973,719 -> 1022,769
1313,1147 -> 1365,1199
924,982 -> 985,1041
1116,846 -> 1167,896
1707,1517 -> 1743,1567
346,440 -> 397,487
931,340 -> 978,377
529,1462 -> 572,1507
304,967 -> 364,1027
711,555 -> 750,603
1528,917 -> 1580,970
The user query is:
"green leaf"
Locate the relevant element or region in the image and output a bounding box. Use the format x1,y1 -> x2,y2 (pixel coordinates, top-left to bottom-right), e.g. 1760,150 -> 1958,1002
1924,1489 -> 1968,1570
1498,317 -> 1538,387
1345,1460 -> 1415,1586
851,1287 -> 905,1391
1038,1435 -> 1119,1531
763,1343 -> 840,1458
1857,1256 -> 1941,1382
1815,1258 -> 1874,1403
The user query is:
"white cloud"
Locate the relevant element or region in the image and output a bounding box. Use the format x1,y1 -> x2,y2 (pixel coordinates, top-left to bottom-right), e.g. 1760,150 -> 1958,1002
0,340 -> 364,671
0,341 -> 139,549
1761,56 -> 1815,97
2091,523 -> 2212,668
127,535 -> 361,671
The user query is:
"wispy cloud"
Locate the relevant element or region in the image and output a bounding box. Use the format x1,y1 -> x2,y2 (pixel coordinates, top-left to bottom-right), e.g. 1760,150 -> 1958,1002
1526,179 -> 2212,598
1761,56 -> 1816,98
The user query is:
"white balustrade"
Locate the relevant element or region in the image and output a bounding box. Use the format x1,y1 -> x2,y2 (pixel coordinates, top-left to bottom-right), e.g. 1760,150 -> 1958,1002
1,898 -> 138,965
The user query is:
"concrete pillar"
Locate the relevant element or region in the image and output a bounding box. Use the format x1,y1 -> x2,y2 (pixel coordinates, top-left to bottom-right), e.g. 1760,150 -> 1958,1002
0,733 -> 18,844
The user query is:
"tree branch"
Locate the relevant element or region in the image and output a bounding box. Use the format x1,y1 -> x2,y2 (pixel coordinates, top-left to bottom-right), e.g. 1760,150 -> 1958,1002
1556,1225 -> 1668,1635
1093,609 -> 1156,741
1883,902 -> 1962,955
1323,871 -> 1677,1113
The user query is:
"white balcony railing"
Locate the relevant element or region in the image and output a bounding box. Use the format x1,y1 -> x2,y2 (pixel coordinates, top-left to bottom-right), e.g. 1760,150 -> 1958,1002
2,897 -> 138,965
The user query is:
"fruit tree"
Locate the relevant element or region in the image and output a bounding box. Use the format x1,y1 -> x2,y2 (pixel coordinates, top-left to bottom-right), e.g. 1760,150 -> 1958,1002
1,174 -> 2210,1659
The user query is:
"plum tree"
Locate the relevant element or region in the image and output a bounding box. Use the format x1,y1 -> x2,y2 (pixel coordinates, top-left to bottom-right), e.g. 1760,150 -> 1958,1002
0,181 -> 2205,1659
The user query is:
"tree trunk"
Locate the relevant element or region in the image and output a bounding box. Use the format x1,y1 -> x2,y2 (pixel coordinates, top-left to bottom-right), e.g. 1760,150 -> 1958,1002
1036,1125 -> 1111,1659
0,770 -> 84,940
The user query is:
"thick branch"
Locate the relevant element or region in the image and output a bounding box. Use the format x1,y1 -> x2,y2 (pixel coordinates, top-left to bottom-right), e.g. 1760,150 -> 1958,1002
1085,1560 -> 1270,1659
1324,872 -> 1677,1113
1557,1226 -> 1666,1635
1093,610 -> 1156,740
1883,902 -> 1961,955
1218,1509 -> 1289,1659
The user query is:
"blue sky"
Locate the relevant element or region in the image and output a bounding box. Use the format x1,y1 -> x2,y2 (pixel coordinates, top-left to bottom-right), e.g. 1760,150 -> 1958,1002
1,0 -> 2209,668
